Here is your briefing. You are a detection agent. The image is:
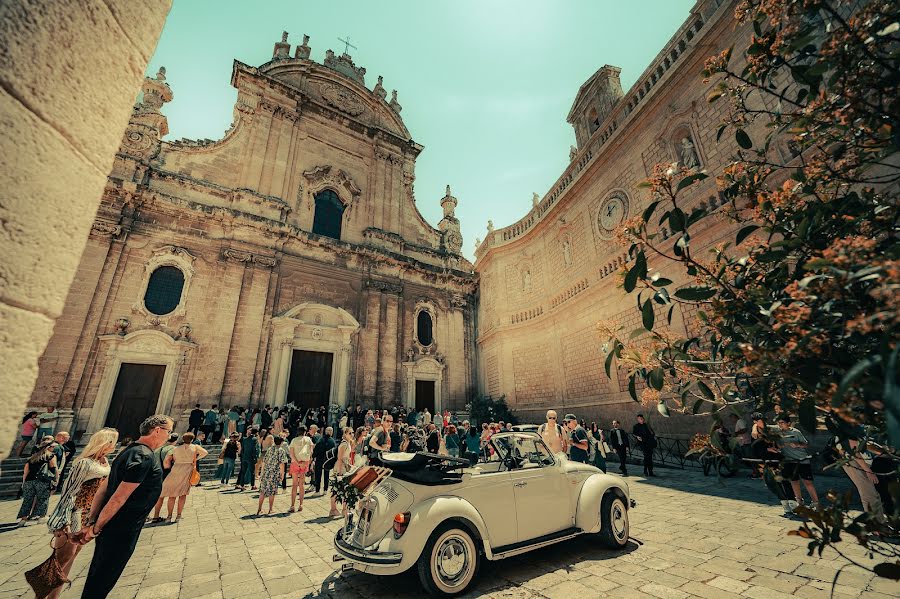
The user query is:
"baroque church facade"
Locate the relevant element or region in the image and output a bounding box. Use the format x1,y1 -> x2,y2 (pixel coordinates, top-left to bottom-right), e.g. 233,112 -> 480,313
30,0 -> 750,437
29,33 -> 476,437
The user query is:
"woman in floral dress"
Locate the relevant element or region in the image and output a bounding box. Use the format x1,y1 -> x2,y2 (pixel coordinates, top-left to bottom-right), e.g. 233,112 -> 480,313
257,436 -> 289,516
44,428 -> 118,599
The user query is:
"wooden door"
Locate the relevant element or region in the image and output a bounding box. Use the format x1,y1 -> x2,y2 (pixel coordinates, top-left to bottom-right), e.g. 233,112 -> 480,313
286,350 -> 334,411
105,363 -> 166,439
415,380 -> 435,414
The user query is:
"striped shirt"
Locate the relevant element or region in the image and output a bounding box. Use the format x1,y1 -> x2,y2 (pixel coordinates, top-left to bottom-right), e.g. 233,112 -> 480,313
47,457 -> 110,533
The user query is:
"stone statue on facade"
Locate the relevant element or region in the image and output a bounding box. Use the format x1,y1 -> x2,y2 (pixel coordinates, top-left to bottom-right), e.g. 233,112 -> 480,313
487,220 -> 494,233
532,192 -> 539,208
295,34 -> 311,59
562,238 -> 572,266
389,90 -> 402,113
522,269 -> 532,292
679,136 -> 699,169
570,145 -> 578,161
373,75 -> 387,100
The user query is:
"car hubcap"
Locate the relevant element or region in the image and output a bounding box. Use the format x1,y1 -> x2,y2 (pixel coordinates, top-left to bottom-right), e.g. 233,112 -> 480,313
435,535 -> 470,587
612,500 -> 628,542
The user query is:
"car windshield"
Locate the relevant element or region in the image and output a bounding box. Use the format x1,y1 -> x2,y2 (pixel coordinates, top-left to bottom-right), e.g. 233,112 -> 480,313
487,433 -> 555,468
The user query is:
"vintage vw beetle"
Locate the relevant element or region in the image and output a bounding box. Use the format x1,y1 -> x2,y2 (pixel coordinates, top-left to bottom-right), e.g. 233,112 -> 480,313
333,431 -> 634,596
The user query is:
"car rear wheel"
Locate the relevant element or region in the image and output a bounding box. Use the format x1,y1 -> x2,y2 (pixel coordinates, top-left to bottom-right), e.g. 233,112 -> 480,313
598,493 -> 629,549
417,525 -> 480,596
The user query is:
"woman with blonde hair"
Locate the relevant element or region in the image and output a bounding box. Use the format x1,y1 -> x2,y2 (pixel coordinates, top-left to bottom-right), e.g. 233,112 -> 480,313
152,432 -> 207,523
42,428 -> 118,598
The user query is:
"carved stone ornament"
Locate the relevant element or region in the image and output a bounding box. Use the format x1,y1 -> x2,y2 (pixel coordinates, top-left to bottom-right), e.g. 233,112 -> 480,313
177,323 -> 192,341
115,317 -> 130,336
91,222 -> 123,237
222,248 -> 253,262
120,123 -> 161,160
367,279 -> 403,294
312,327 -> 323,340
320,83 -> 365,117
449,294 -> 467,309
253,255 -> 278,267
302,165 -> 361,202
406,347 -> 416,362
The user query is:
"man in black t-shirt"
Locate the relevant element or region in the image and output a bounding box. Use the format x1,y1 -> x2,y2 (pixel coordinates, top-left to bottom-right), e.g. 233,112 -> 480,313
188,404 -> 204,436
425,423 -> 440,454
76,414 -> 172,599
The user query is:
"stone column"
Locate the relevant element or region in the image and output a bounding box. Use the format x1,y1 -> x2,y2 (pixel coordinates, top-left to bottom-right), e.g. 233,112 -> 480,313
275,340 -> 293,407
0,0 -> 172,454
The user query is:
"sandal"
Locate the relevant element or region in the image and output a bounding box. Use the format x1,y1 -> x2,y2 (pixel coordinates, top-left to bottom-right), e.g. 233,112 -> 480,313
150,517 -> 165,523
288,507 -> 296,513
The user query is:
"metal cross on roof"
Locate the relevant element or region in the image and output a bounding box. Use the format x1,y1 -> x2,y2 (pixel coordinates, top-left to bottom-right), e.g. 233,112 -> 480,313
337,35 -> 357,55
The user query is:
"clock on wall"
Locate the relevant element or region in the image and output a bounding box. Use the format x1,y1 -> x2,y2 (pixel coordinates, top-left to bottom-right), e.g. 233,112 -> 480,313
597,193 -> 629,238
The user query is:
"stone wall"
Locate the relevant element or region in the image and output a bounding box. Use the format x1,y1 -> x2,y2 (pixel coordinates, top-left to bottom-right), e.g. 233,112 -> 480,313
474,0 -> 763,437
0,0 -> 171,453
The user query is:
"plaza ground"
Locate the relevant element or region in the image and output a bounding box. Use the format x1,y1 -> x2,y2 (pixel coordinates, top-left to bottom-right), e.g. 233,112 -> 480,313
0,469 -> 893,599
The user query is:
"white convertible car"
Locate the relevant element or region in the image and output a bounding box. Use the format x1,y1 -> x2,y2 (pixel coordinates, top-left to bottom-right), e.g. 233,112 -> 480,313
333,431 -> 634,596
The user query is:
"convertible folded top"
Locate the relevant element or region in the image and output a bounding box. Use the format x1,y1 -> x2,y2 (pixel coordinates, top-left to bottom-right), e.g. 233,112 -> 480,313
374,451 -> 470,485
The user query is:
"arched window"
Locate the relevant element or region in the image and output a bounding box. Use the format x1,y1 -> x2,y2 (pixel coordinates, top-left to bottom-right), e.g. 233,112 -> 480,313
144,265 -> 185,315
416,310 -> 434,346
312,189 -> 345,240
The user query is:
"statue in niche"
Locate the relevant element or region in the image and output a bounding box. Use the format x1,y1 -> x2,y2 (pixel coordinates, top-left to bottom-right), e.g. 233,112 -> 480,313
562,238 -> 572,266
522,269 -> 532,292
679,136 -> 699,169
406,347 -> 416,362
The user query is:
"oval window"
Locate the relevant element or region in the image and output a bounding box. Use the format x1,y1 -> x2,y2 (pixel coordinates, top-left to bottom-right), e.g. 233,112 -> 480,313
144,265 -> 185,315
417,310 -> 433,346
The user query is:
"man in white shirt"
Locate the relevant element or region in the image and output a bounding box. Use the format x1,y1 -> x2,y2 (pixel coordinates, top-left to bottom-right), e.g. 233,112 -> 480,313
539,410 -> 567,455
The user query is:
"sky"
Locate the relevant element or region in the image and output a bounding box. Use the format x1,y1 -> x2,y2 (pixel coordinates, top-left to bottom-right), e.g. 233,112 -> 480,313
148,0 -> 697,261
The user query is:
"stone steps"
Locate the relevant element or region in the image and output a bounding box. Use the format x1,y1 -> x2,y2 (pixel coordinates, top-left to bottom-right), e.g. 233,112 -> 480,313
0,444 -> 237,498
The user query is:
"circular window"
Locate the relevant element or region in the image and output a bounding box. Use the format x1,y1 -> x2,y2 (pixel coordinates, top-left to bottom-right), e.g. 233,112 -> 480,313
416,310 -> 434,346
144,265 -> 185,315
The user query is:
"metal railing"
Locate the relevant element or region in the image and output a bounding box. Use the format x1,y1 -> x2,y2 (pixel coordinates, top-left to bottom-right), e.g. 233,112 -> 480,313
616,433 -> 703,471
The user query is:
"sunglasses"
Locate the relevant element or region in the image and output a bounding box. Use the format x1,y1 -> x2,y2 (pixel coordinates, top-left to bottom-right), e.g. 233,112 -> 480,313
548,417 -> 557,420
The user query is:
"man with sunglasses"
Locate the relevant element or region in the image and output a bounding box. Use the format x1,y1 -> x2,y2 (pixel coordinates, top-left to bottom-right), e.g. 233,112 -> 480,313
538,410 -> 567,455
76,414 -> 173,598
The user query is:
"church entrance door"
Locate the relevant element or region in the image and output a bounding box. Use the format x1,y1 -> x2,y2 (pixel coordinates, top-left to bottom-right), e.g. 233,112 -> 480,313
105,363 -> 166,439
287,350 -> 334,411
415,380 -> 435,414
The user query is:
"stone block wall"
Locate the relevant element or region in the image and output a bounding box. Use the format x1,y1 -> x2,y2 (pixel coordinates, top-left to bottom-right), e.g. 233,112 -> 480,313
0,0 -> 171,452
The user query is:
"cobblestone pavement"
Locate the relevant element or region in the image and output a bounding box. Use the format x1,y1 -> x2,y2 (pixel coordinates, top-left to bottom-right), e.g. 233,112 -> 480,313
0,469 -> 893,599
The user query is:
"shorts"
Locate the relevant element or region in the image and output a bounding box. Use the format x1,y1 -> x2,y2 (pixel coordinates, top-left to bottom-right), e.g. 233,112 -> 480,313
782,461 -> 813,481
289,461 -> 309,476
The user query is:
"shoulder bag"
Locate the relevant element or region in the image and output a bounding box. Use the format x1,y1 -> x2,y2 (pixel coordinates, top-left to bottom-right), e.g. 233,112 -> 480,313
189,449 -> 201,486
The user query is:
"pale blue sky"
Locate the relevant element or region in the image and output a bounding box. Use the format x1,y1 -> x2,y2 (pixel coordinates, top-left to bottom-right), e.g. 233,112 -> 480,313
148,0 -> 697,260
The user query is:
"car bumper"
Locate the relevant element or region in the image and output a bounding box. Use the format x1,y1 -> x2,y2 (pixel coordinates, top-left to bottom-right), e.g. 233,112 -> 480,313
333,529 -> 404,572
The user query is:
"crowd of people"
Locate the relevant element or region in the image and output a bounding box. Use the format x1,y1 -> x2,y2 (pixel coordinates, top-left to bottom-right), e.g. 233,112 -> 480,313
9,401 -> 897,598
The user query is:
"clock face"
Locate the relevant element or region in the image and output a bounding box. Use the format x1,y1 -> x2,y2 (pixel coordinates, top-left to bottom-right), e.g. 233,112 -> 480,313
598,194 -> 628,236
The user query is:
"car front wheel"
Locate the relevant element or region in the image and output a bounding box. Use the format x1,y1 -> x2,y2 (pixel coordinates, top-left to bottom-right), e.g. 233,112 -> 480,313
597,493 -> 629,549
417,525 -> 480,596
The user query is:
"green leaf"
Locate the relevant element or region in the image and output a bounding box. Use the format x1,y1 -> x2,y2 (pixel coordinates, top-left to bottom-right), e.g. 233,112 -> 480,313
799,395 -> 816,433
736,225 -> 759,245
642,299 -> 655,331
697,381 -> 715,401
649,368 -> 664,391
692,398 -> 704,414
624,265 -> 639,293
667,305 -> 675,325
676,172 -> 709,192
628,376 -> 638,402
669,208 -> 686,232
652,277 -> 673,287
716,123 -> 727,142
642,200 -> 661,223
831,357 -> 879,407
604,348 -> 615,378
674,286 -> 717,301
736,129 -> 753,149
623,251 -> 646,293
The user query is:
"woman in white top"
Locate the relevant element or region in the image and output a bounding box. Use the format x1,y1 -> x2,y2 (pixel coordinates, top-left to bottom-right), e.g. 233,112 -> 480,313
44,428 -> 118,599
288,425 -> 314,513
329,427 -> 354,517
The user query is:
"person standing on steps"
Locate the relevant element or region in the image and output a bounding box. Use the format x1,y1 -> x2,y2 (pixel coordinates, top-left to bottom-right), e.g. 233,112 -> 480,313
75,414 -> 172,599
188,404 -> 204,437
608,420 -> 630,476
632,414 -> 657,476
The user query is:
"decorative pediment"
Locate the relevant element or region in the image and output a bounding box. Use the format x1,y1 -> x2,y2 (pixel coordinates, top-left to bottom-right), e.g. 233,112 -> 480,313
302,165 -> 361,204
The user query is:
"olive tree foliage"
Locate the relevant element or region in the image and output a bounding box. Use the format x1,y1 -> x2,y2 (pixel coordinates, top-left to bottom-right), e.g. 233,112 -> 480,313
599,0 -> 898,578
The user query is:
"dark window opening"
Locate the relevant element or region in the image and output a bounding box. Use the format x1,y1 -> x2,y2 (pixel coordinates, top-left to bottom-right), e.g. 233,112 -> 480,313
144,265 -> 185,315
312,189 -> 345,240
417,310 -> 433,346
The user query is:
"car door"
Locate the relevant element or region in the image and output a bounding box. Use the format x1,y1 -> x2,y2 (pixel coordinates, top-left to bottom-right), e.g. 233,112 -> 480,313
509,435 -> 573,541
458,469 -> 519,548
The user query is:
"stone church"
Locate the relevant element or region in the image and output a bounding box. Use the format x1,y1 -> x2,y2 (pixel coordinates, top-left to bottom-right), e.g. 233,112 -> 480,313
29,0 -> 750,438
29,33 -> 476,437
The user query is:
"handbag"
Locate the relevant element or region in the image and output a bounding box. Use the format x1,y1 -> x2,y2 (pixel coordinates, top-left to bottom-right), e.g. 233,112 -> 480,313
189,451 -> 201,486
24,539 -> 71,598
